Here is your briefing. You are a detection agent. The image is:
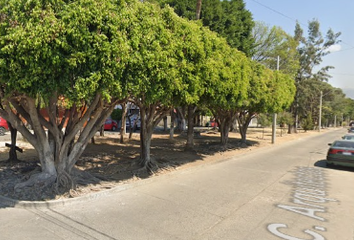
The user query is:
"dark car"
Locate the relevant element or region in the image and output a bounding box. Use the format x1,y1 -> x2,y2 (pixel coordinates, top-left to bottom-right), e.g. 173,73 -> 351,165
326,140 -> 354,168
348,127 -> 354,133
104,118 -> 118,131
0,117 -> 9,135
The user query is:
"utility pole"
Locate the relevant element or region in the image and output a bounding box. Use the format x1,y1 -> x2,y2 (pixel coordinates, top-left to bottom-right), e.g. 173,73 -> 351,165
272,56 -> 280,144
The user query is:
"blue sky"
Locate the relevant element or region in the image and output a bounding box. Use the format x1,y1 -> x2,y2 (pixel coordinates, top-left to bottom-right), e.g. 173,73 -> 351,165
243,0 -> 354,99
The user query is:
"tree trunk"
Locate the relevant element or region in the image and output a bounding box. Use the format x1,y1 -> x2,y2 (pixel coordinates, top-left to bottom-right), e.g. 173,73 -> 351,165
120,103 -> 127,143
163,116 -> 168,131
139,107 -> 155,170
8,123 -> 18,162
99,124 -> 104,136
169,109 -> 176,140
236,113 -> 253,144
239,125 -> 248,143
1,94 -> 120,192
230,118 -> 237,132
176,107 -> 187,131
185,105 -> 196,150
220,119 -> 232,146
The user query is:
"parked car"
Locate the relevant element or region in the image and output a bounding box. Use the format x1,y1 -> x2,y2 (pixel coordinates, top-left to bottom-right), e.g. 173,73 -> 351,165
126,116 -> 141,130
206,120 -> 218,128
326,140 -> 354,168
342,134 -> 354,141
348,127 -> 354,133
0,117 -> 9,136
104,118 -> 118,131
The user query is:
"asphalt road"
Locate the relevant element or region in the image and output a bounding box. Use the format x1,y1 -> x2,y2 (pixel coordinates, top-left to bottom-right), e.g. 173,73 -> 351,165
1,128 -> 353,240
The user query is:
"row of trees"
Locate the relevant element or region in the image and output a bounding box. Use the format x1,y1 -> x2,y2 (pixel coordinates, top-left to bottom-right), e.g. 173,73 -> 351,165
0,0 -> 352,193
155,0 -> 354,133
0,0 -> 295,191
250,19 -> 354,131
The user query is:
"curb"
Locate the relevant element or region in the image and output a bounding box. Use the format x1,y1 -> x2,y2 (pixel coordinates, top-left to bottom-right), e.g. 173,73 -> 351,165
0,183 -> 132,209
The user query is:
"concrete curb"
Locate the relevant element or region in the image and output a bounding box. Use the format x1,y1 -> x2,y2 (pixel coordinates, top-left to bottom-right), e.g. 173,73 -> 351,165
0,184 -> 132,209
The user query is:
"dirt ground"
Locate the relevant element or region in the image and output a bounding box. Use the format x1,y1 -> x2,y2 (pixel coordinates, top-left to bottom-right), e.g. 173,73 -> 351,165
0,127 -> 326,201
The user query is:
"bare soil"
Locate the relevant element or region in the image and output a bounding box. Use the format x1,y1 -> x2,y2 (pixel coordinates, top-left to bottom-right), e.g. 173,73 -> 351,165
0,127 -> 324,202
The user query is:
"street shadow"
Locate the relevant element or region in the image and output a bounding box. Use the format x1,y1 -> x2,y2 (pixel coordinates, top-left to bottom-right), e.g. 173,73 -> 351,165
314,159 -> 354,173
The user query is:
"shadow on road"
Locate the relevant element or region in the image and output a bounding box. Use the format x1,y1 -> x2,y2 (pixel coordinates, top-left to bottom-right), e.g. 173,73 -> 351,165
314,159 -> 354,173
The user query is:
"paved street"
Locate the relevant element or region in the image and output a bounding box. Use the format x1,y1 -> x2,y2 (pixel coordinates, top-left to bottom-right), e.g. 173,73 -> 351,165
1,128 -> 353,240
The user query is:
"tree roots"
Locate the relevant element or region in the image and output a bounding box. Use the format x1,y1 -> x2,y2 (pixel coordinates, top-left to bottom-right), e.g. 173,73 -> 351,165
14,171 -> 56,190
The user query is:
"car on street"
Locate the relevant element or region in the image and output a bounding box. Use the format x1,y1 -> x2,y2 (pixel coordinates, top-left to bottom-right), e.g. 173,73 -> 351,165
342,134 -> 354,141
348,127 -> 354,133
0,117 -> 9,135
326,140 -> 354,168
104,118 -> 118,131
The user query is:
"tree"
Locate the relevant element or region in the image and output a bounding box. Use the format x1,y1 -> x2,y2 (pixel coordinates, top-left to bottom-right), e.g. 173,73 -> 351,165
0,0 -> 130,191
218,0 -> 254,55
123,4 -> 211,169
291,20 -> 341,132
236,64 -> 296,142
251,21 -> 299,76
202,32 -> 251,146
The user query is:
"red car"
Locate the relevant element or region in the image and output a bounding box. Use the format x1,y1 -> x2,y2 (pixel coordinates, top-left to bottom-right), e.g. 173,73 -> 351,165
104,119 -> 118,131
0,116 -> 9,135
206,120 -> 218,128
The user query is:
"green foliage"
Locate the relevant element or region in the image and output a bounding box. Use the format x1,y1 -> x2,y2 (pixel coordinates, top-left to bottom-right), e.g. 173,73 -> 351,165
277,112 -> 293,127
153,0 -> 254,56
251,21 -> 299,77
0,0 -> 130,104
111,108 -> 123,121
295,20 -> 341,82
238,63 -> 295,115
123,4 -> 182,106
202,31 -> 250,110
257,113 -> 272,127
302,113 -> 314,131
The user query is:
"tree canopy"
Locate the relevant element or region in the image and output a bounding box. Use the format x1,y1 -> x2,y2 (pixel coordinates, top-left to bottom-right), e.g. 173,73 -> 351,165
0,0 -> 132,191
0,0 -> 297,192
152,0 -> 254,56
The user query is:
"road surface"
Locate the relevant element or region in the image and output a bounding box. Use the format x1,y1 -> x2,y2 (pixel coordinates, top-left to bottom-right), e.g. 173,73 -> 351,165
1,128 -> 353,240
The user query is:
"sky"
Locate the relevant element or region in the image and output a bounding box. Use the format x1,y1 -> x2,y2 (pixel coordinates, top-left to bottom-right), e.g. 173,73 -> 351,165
243,0 -> 354,99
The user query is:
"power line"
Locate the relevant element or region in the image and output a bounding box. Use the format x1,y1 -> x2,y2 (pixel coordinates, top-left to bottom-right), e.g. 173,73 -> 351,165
249,0 -> 354,50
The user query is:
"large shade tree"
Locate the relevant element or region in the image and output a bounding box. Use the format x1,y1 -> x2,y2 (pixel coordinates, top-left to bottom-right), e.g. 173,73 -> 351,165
0,0 -> 130,191
203,34 -> 251,146
235,64 -> 296,142
123,3 -> 211,170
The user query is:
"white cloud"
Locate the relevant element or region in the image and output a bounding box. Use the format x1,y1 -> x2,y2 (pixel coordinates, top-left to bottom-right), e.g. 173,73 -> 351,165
328,44 -> 342,53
